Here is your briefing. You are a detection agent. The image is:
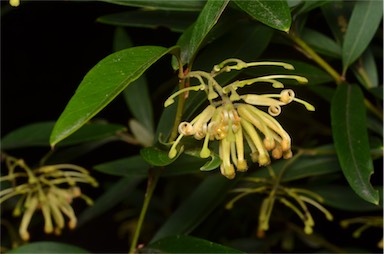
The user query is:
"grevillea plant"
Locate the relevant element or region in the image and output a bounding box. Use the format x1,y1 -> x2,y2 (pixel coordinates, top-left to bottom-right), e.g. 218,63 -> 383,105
1,0 -> 382,253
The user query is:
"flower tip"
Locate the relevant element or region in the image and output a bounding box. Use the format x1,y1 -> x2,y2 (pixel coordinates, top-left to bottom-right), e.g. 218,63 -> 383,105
164,98 -> 174,107
236,160 -> 248,172
68,219 -> 77,229
297,77 -> 309,84
168,148 -> 177,159
221,164 -> 235,180
304,225 -> 313,235
258,155 -> 270,166
199,147 -> 211,158
20,231 -> 30,241
9,0 -> 20,7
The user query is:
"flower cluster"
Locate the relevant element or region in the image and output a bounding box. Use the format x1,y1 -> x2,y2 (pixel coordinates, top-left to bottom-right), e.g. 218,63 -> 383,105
165,59 -> 314,179
0,156 -> 98,241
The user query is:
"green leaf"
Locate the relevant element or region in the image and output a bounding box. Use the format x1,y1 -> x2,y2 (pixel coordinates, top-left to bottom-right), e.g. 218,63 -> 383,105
100,0 -> 205,11
1,122 -> 125,150
123,76 -> 154,134
98,10 -> 198,33
301,28 -> 341,58
252,154 -> 341,182
50,46 -> 175,147
113,26 -> 133,52
352,47 -> 379,89
7,242 -> 89,253
294,0 -> 332,15
331,84 -> 379,204
244,59 -> 333,86
185,150 -> 221,171
77,176 -> 144,227
142,235 -> 245,253
93,155 -> 150,177
151,174 -> 237,242
233,0 -> 292,32
140,146 -> 178,167
174,0 -> 230,68
308,185 -> 382,212
342,0 -> 383,73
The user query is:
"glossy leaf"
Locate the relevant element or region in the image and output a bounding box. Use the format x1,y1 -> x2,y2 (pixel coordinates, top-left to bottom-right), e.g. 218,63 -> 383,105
233,0 -> 292,32
100,0 -> 205,11
244,59 -> 333,86
151,174 -> 237,242
93,155 -> 150,177
294,0 -> 332,15
252,154 -> 341,182
174,0 -> 230,68
185,150 -> 221,171
331,84 -> 379,204
77,176 -> 144,227
123,76 -> 154,134
98,10 -> 198,33
1,121 -> 125,150
342,0 -> 383,73
7,242 -> 89,253
308,185 -> 382,212
301,28 -> 341,58
142,235 -> 244,253
50,46 -> 175,147
140,146 -> 178,167
352,47 -> 379,89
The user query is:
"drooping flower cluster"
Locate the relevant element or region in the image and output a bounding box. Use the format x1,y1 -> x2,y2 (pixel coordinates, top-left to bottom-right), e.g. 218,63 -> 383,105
165,59 -> 315,179
0,156 -> 98,241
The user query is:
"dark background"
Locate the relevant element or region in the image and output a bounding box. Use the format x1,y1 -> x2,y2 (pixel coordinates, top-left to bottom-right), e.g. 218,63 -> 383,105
1,1 -> 171,252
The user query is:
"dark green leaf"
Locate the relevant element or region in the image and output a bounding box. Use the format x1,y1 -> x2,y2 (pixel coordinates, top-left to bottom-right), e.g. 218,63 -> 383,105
252,154 -> 341,182
50,46 -> 175,147
174,0 -> 230,68
113,26 -> 133,52
123,76 -> 154,134
369,86 -> 383,100
140,146 -> 178,167
294,0 -> 332,15
184,149 -> 221,171
142,235 -> 245,253
321,1 -> 354,43
308,185 -> 382,212
93,155 -> 150,177
151,174 -> 237,242
301,28 -> 341,58
233,0 -> 292,32
244,59 -> 333,86
98,10 -> 198,33
100,0 -> 205,11
7,242 -> 89,253
342,0 -> 383,73
1,122 -> 125,150
352,47 -> 379,89
77,176 -> 144,227
331,84 -> 379,204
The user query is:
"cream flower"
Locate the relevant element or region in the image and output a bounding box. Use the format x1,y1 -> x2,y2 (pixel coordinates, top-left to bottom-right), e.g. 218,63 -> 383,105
165,59 -> 314,179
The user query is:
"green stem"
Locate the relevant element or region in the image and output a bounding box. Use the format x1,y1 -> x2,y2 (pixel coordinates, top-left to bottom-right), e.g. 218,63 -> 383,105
288,33 -> 343,85
129,169 -> 161,254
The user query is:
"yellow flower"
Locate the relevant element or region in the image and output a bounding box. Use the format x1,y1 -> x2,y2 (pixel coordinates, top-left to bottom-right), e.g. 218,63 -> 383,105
166,59 -> 315,179
0,156 -> 97,241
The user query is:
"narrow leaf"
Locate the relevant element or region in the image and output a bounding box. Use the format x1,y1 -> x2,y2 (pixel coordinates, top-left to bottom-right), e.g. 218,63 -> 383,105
174,0 -> 230,68
352,47 -> 379,89
233,0 -> 292,32
342,0 -> 383,73
98,10 -> 198,33
7,242 -> 89,253
1,122 -> 125,150
331,84 -> 379,204
77,176 -> 144,227
93,155 -> 150,177
142,235 -> 244,253
140,146 -> 178,167
301,28 -> 341,58
100,0 -> 205,11
151,174 -> 237,242
50,46 -> 174,147
308,185 -> 382,212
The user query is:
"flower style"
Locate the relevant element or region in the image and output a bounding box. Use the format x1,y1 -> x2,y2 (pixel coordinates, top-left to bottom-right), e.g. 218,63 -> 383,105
0,156 -> 98,241
165,59 -> 315,179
